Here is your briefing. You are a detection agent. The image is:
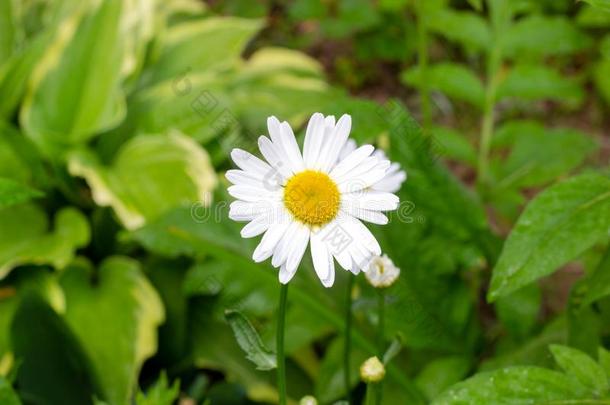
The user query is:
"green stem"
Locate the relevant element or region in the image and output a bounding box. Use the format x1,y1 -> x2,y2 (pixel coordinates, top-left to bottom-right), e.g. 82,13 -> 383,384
277,283 -> 289,405
344,274 -> 354,403
477,45 -> 501,189
365,383 -> 376,405
375,290 -> 386,405
415,2 -> 432,131
477,0 -> 511,189
376,290 -> 385,356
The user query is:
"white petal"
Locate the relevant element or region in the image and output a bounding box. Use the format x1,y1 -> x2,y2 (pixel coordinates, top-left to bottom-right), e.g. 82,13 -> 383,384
303,113 -> 326,168
318,219 -> 352,271
228,185 -> 280,203
230,148 -> 273,177
280,122 -> 305,173
311,232 -> 335,287
371,170 -> 407,193
272,220 -> 299,267
225,169 -> 278,190
342,207 -> 388,225
252,221 -> 290,262
330,145 -> 375,180
319,114 -> 351,172
338,160 -> 391,193
342,191 -> 399,212
258,136 -> 292,181
286,224 -> 310,272
279,263 -> 298,284
343,216 -> 381,256
339,139 -> 357,161
267,117 -> 305,175
241,215 -> 270,238
229,201 -> 275,221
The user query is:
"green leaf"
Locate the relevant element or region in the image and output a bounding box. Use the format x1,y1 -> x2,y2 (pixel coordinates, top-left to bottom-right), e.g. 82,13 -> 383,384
146,17 -> 262,85
0,178 -> 42,209
233,47 -> 330,133
0,268 -> 65,362
20,0 -> 125,155
125,73 -> 235,144
60,257 -> 165,405
549,345 -> 609,394
594,59 -> 610,106
491,121 -> 597,189
0,32 -> 49,119
401,63 -> 484,108
0,377 -> 20,405
185,261 -> 278,317
467,0 -> 482,10
598,347 -> 610,378
583,0 -> 610,12
431,366 -> 589,404
578,249 -> 610,307
480,317 -> 567,371
0,204 -> 90,279
68,131 -> 217,230
191,308 -> 279,403
495,284 -> 541,339
224,309 -> 276,371
415,356 -> 471,400
11,294 -> 102,405
503,15 -> 592,58
0,0 -> 16,66
430,126 -> 477,167
427,9 -> 491,51
316,337 -> 368,403
497,64 -> 584,106
488,174 -> 610,301
136,372 -> 180,405
577,5 -> 610,27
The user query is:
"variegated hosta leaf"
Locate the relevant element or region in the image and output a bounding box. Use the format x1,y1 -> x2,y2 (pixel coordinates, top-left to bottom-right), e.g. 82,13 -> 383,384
68,131 -> 217,230
60,257 -> 165,405
0,204 -> 90,279
20,0 -> 125,155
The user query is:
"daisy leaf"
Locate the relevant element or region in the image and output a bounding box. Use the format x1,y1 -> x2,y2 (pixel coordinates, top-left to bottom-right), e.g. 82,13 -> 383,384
224,309 -> 277,371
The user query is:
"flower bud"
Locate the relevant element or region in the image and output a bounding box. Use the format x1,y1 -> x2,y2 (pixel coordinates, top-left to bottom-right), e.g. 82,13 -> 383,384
360,356 -> 385,383
365,254 -> 400,288
299,395 -> 318,405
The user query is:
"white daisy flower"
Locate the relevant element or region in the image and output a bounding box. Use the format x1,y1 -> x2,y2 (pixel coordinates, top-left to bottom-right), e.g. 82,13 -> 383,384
226,113 -> 400,287
364,254 -> 400,288
340,139 -> 407,193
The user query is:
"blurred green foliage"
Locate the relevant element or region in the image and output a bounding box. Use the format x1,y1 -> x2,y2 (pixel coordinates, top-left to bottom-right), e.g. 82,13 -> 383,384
0,0 -> 609,404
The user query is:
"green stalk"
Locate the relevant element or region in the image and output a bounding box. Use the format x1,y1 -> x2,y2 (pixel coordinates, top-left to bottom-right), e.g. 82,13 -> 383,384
344,274 -> 355,403
277,283 -> 289,405
365,383 -> 376,405
415,1 -> 432,131
477,45 -> 502,188
477,0 -> 511,189
376,290 -> 386,356
375,290 -> 386,405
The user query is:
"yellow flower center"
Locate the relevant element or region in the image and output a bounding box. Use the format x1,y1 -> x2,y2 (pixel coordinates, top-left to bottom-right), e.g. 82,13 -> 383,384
283,170 -> 340,226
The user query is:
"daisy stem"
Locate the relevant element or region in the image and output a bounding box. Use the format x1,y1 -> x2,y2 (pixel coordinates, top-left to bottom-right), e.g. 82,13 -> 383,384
344,273 -> 355,403
277,283 -> 289,405
376,289 -> 385,356
376,290 -> 386,405
365,383 -> 376,405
